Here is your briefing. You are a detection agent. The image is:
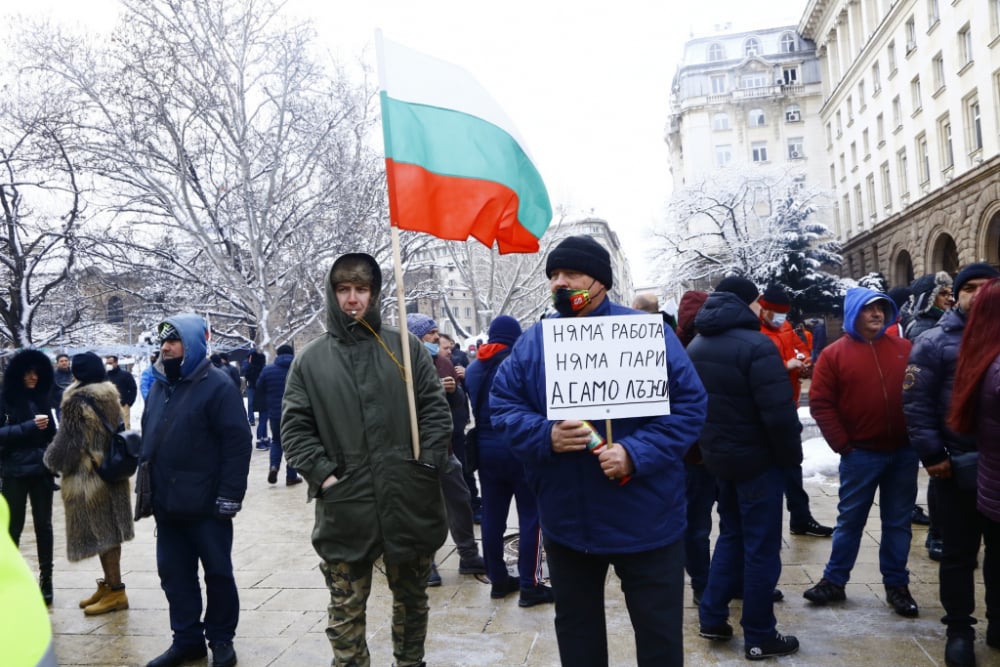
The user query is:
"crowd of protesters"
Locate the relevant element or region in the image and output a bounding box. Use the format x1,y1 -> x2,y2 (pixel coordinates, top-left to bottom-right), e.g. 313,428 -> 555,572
3,243 -> 1000,667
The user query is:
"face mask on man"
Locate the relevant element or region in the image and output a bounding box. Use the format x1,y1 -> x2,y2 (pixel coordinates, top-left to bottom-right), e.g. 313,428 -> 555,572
772,313 -> 787,326
105,364 -> 114,372
423,341 -> 439,356
552,280 -> 602,317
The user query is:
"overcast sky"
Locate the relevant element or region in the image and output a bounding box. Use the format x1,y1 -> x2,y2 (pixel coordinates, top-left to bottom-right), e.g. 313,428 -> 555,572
14,0 -> 805,284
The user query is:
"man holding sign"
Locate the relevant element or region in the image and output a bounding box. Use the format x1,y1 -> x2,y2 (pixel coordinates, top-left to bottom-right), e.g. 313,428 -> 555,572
491,235 -> 707,667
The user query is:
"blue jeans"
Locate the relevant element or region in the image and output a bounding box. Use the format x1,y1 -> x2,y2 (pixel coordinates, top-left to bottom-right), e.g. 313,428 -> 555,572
245,386 -> 255,422
256,410 -> 269,441
823,447 -> 918,587
684,463 -> 716,595
478,443 -> 542,588
268,417 -> 297,480
545,537 -> 684,667
156,515 -> 239,647
699,465 -> 784,645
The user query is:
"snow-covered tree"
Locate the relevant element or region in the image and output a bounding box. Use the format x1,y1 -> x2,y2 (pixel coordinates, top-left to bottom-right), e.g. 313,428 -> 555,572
652,166 -> 845,311
0,75 -> 86,347
21,0 -> 396,353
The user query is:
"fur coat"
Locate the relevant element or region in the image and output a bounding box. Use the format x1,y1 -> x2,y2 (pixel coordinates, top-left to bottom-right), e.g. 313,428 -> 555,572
44,381 -> 134,561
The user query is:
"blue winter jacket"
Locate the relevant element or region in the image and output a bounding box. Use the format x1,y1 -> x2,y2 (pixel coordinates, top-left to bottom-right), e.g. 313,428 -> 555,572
491,297 -> 707,554
141,314 -> 252,518
256,353 -> 293,416
465,346 -> 513,453
902,307 -> 976,465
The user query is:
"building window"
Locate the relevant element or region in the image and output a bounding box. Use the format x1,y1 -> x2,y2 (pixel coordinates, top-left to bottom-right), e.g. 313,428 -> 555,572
826,122 -> 833,146
829,164 -> 837,189
872,62 -> 882,93
716,144 -> 732,167
712,112 -> 730,130
888,41 -> 897,74
858,79 -> 866,107
916,133 -> 930,184
785,104 -> 801,122
710,75 -> 727,94
959,24 -> 973,66
876,113 -> 885,145
744,37 -> 761,57
866,173 -> 877,217
842,194 -> 852,231
939,114 -> 954,168
782,67 -> 799,84
992,0 -> 1000,38
851,141 -> 858,167
107,296 -> 124,324
836,110 -> 843,136
863,128 -> 871,157
708,43 -> 725,62
854,185 -> 864,224
780,32 -> 796,53
748,108 -> 766,127
897,149 -> 909,197
839,153 -> 847,179
742,73 -> 768,88
911,76 -> 922,113
847,95 -> 854,124
881,162 -> 893,210
788,138 -> 804,159
751,141 -> 768,163
905,17 -> 917,53
892,95 -> 902,130
932,52 -> 945,91
928,0 -> 940,27
967,95 -> 982,151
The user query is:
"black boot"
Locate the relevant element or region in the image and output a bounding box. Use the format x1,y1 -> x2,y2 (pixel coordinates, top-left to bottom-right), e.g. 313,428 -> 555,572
39,572 -> 53,606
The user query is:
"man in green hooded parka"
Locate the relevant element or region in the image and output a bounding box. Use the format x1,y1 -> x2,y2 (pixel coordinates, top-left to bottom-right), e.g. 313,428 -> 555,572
281,253 -> 451,667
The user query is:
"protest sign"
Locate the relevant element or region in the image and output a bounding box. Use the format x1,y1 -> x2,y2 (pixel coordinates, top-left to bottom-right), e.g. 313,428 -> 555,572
543,314 -> 670,420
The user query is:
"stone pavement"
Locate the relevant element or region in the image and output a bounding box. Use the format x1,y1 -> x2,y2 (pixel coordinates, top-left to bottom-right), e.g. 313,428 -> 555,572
22,444 -> 993,666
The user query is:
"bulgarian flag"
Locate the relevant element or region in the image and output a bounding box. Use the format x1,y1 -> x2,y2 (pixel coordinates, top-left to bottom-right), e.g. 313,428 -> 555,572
376,34 -> 553,254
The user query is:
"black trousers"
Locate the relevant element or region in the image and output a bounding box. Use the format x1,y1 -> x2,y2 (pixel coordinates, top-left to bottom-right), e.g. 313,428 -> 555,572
544,537 -> 684,667
156,515 -> 239,648
938,478 -> 1000,638
2,474 -> 54,574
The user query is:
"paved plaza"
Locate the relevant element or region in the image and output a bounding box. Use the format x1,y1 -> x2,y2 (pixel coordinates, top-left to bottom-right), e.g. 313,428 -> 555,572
19,440 -> 992,666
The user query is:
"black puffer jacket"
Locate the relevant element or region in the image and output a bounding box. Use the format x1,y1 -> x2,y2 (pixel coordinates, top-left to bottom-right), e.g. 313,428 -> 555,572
902,307 -> 975,465
687,292 -> 802,481
0,349 -> 57,478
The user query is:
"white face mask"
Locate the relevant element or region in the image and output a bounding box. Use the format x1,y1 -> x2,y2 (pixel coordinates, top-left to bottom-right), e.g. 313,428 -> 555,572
772,313 -> 787,326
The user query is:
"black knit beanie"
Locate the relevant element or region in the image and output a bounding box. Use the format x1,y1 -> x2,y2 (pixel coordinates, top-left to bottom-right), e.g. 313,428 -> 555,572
714,276 -> 759,305
488,315 -> 522,346
71,352 -> 107,386
545,236 -> 613,290
954,262 -> 1000,295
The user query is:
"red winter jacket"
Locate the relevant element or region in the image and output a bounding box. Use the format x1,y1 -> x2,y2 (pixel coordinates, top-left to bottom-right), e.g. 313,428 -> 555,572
809,332 -> 912,454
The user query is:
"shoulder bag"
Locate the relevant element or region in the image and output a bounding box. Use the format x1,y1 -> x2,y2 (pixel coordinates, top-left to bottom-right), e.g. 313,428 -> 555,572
79,394 -> 141,484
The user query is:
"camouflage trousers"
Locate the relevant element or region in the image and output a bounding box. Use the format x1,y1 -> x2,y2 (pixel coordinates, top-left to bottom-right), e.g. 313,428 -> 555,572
320,555 -> 433,667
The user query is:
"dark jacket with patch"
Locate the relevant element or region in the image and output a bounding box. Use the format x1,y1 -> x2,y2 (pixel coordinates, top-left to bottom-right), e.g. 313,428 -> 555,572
902,307 -> 975,466
141,314 -> 252,518
0,350 -> 57,479
687,292 -> 802,481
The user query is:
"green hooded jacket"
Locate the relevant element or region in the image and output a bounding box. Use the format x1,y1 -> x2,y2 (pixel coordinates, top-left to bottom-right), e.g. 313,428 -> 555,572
281,253 -> 451,565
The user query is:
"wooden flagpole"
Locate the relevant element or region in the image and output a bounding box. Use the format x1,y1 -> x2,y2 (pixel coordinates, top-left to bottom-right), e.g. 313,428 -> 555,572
391,225 -> 422,460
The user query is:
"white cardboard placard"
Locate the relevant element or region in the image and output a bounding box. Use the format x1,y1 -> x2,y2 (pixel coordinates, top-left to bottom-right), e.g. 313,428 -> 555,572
542,314 -> 671,420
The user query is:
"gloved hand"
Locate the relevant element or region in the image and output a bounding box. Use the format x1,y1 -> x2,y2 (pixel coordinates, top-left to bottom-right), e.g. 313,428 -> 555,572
214,497 -> 242,519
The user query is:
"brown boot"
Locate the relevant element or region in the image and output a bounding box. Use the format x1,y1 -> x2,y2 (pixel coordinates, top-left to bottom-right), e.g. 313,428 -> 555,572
79,579 -> 112,609
83,584 -> 129,615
